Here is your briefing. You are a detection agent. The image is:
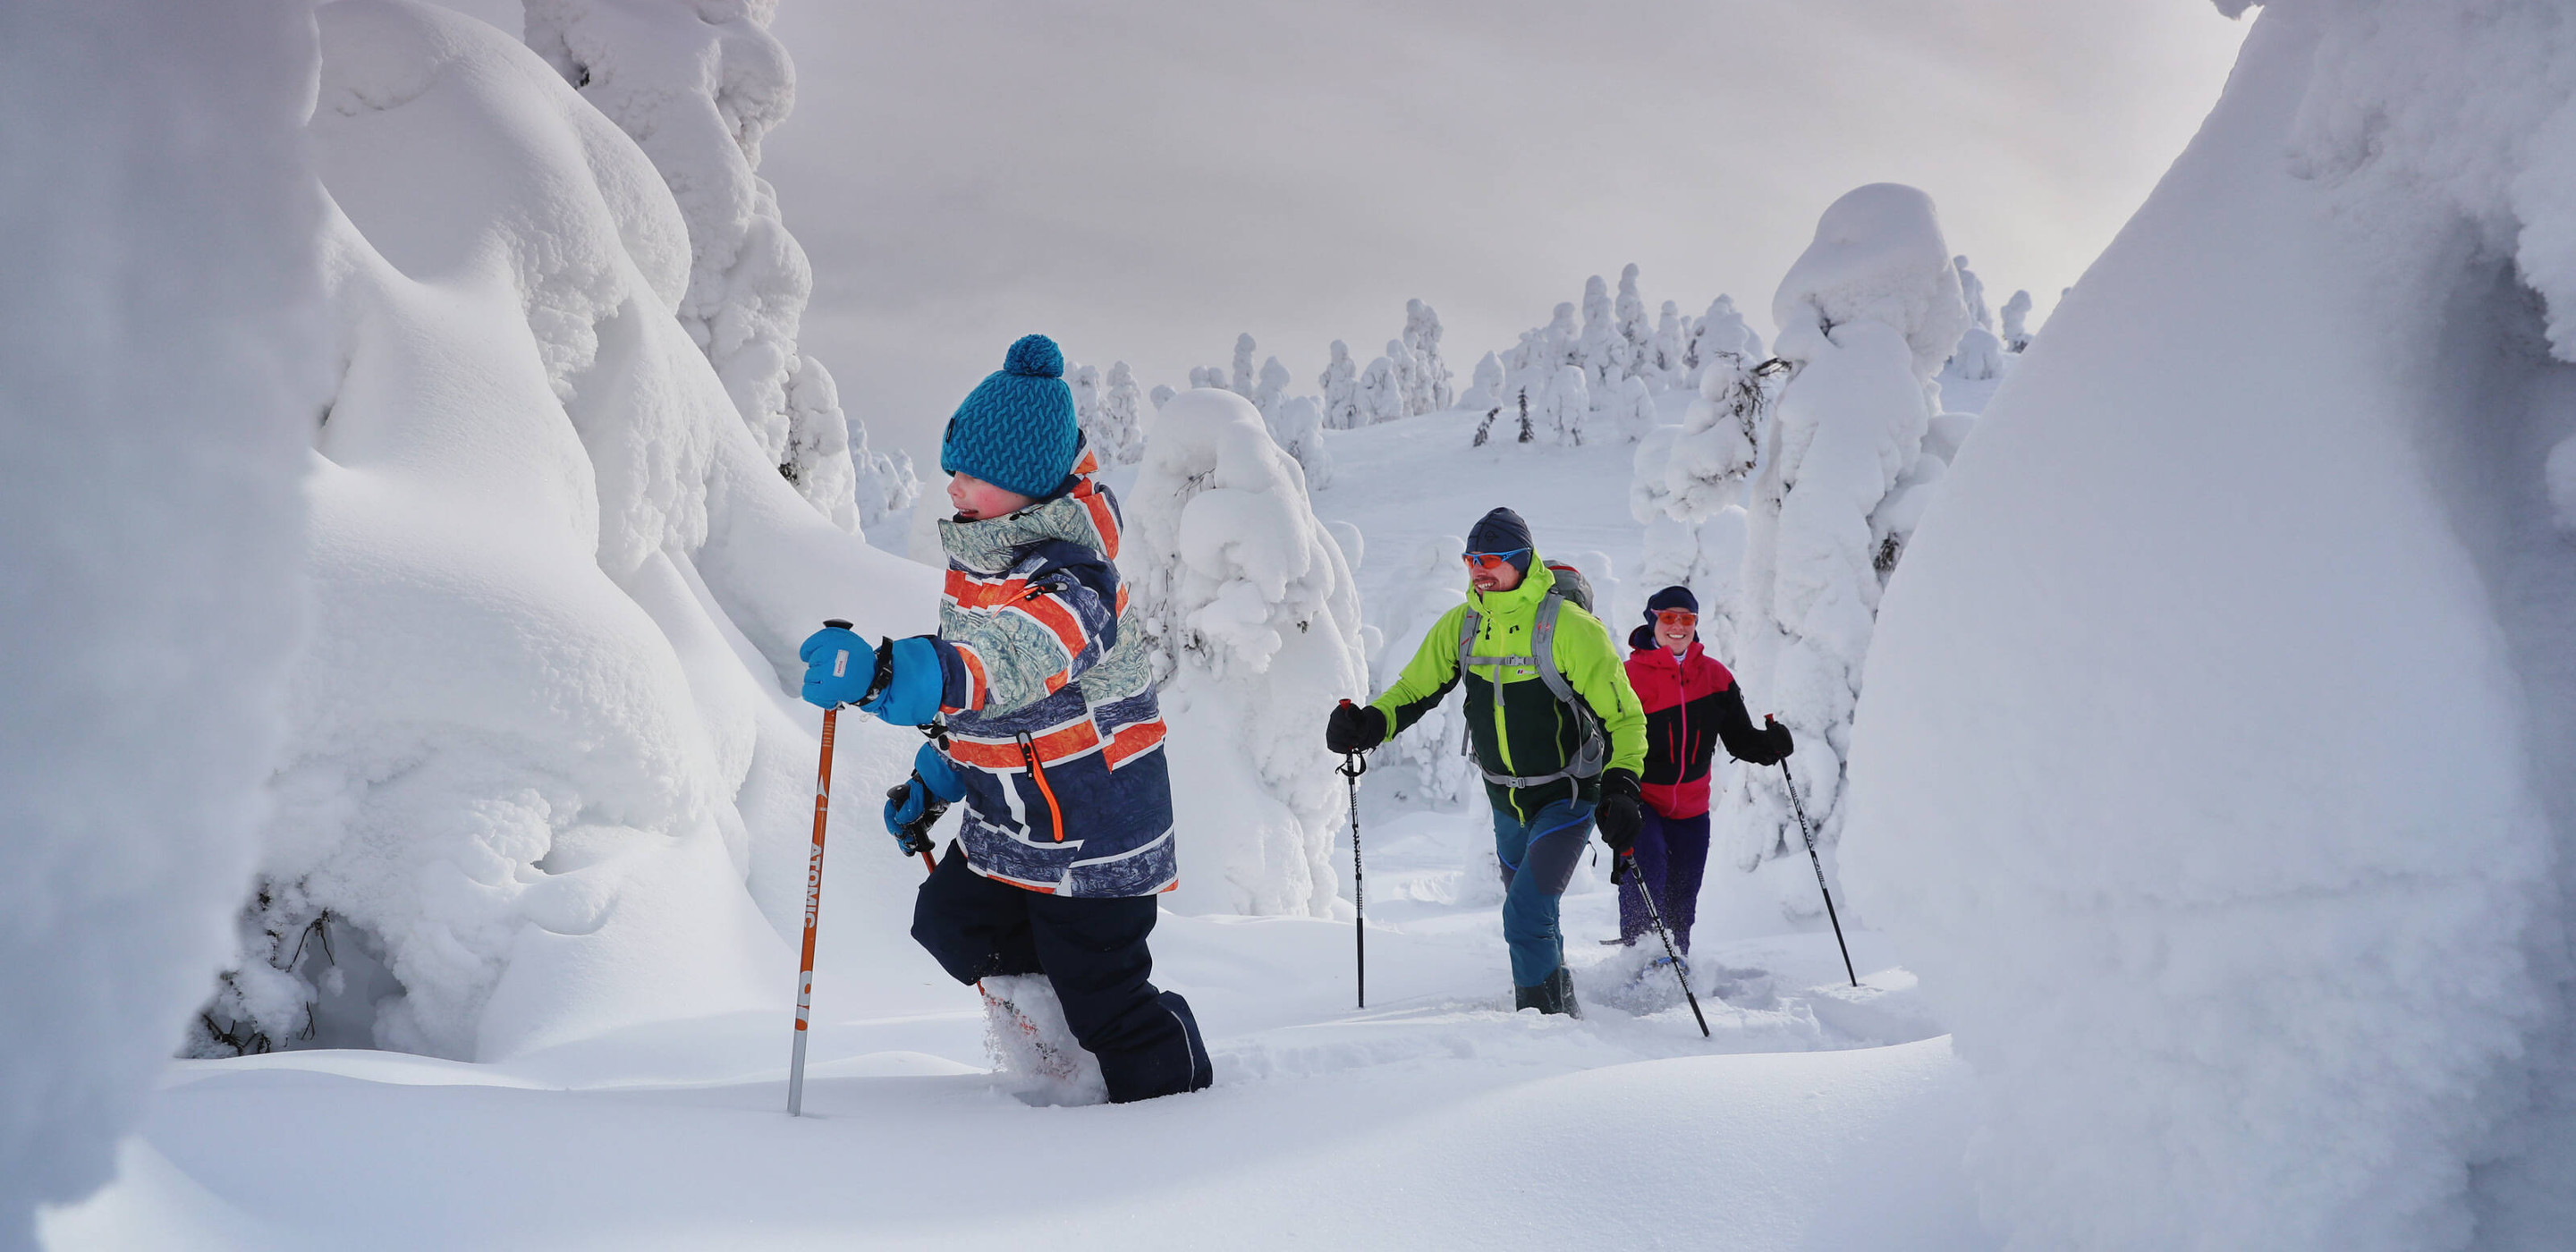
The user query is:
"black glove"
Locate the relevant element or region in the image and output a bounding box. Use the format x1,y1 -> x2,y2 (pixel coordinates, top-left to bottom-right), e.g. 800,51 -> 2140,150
1596,769 -> 1643,857
1762,715 -> 1795,761
1325,700 -> 1387,754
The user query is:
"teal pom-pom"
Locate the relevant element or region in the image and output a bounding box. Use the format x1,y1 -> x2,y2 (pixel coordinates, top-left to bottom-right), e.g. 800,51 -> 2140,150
1004,334 -> 1063,379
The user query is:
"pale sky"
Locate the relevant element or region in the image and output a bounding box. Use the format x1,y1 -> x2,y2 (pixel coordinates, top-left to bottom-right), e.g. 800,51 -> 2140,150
434,1 -> 2250,470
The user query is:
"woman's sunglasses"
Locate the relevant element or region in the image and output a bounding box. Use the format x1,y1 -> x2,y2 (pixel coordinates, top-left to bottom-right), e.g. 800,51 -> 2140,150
1655,610 -> 1698,628
1462,549 -> 1528,571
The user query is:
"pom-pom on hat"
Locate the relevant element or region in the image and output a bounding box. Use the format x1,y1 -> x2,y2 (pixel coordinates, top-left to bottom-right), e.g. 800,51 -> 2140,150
941,334 -> 1083,501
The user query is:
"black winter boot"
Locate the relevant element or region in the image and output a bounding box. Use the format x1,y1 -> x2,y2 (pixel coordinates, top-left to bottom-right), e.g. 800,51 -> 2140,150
1514,968 -> 1581,1018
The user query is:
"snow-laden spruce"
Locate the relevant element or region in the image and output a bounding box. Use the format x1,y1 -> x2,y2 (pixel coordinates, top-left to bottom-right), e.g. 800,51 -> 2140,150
1123,388 -> 1366,918
525,0 -> 914,531
1843,2 -> 2576,1246
0,1 -> 322,1240
198,1 -> 941,1065
1716,183 -> 1968,893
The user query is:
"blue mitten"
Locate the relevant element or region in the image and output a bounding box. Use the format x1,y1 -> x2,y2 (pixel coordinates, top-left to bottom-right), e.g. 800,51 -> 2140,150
860,636 -> 945,726
885,743 -> 965,854
798,626 -> 876,708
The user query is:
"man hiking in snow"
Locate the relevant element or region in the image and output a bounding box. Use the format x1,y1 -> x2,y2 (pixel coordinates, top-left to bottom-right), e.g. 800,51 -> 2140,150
1324,507 -> 1647,1016
1613,586 -> 1793,960
799,334 -> 1212,1104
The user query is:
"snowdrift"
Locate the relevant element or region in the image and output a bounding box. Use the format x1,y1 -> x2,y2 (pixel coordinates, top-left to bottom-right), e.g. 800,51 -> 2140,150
1843,2 -> 2576,1247
203,0 -> 943,1066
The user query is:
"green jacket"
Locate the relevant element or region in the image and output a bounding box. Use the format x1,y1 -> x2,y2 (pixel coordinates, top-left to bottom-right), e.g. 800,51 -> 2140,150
1371,561 -> 1647,819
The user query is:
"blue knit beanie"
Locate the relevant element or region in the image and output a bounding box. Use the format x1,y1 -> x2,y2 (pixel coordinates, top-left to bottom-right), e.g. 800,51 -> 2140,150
940,334 -> 1082,501
1644,585 -> 1699,616
1466,507 -> 1535,573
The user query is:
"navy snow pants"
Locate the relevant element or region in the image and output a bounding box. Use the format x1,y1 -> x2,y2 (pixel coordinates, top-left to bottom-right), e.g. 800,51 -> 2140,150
1616,808 -> 1711,953
1492,797 -> 1596,989
911,842 -> 1212,1103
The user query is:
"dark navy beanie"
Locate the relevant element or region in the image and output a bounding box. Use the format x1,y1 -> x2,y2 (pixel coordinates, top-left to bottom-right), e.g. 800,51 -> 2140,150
1466,507 -> 1535,573
1644,585 -> 1699,616
940,334 -> 1083,500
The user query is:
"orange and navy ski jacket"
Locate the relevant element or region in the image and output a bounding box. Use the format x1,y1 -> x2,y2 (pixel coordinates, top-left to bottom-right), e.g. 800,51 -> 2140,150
1623,631 -> 1779,819
923,452 -> 1174,897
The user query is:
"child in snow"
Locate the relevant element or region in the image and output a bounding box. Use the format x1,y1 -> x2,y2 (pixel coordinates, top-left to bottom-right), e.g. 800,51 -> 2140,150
800,334 -> 1211,1104
1614,586 -> 1793,957
1324,507 -> 1648,1015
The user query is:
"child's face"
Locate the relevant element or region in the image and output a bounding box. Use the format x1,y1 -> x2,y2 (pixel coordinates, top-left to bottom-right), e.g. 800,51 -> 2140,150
948,471 -> 1032,521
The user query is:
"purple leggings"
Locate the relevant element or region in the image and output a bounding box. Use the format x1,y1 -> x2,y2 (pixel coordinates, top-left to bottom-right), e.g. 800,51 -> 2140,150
1617,808 -> 1710,953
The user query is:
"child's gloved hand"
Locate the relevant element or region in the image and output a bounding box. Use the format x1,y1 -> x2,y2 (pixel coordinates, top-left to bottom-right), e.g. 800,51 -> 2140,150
799,626 -> 874,708
885,743 -> 965,855
860,637 -> 945,726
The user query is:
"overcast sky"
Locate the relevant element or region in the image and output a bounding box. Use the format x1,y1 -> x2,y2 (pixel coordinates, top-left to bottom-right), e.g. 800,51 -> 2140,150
435,1 -> 2250,470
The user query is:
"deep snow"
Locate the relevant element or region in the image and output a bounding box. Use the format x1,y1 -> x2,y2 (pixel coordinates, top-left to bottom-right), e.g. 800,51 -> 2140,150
44,804 -> 1963,1252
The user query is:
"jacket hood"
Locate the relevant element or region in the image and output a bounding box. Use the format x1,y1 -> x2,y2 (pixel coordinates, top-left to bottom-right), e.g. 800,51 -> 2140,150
937,449 -> 1123,574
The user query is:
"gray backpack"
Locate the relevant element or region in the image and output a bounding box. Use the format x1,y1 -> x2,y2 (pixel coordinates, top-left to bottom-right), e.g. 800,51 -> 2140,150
1454,563 -> 1606,789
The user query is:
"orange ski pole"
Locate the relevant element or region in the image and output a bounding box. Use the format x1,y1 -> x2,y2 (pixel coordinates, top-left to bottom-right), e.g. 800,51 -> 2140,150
787,619 -> 854,1117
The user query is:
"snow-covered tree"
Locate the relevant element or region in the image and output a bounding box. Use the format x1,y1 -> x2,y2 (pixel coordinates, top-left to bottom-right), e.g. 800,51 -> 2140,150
801,359 -> 915,527
1953,254 -> 1994,331
1150,382 -> 1177,410
1719,182 -> 1968,888
1685,294 -> 1764,388
1231,332 -> 1258,398
1615,263 -> 1654,384
1092,361 -> 1148,465
1650,300 -> 1687,391
1122,388 -> 1366,918
1537,364 -> 1590,445
2000,289 -> 2034,351
1319,340 -> 1361,429
1069,361 -> 1102,435
1616,375 -> 1657,444
1403,299 -> 1453,412
1358,351 -> 1403,424
1578,273 -> 1628,393
1270,394 -> 1330,489
1254,355 -> 1292,418
4,0 -> 323,1222
1459,351 -> 1506,411
1948,326 -> 2006,381
1385,337 -> 1423,419
524,0 -> 870,532
198,1 -> 947,1071
1632,346 -> 1772,633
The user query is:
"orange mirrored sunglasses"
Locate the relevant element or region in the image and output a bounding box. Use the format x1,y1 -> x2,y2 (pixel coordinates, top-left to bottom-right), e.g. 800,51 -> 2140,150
1655,609 -> 1699,627
1462,548 -> 1528,571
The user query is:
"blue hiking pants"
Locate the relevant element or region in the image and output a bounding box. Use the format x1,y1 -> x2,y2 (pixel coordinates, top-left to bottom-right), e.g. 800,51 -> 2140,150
1492,797 -> 1597,988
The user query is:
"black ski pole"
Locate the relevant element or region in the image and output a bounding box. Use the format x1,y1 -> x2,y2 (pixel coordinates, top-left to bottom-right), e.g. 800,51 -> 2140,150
1770,722 -> 1858,987
1616,852 -> 1708,1037
1338,732 -> 1368,1010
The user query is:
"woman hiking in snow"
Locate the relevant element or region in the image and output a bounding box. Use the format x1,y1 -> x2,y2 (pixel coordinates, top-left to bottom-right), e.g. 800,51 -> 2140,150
799,334 -> 1211,1104
1324,507 -> 1648,1016
1613,587 -> 1793,960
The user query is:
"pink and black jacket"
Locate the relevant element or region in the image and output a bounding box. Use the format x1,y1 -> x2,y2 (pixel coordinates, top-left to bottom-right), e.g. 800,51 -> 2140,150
1623,626 -> 1785,819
